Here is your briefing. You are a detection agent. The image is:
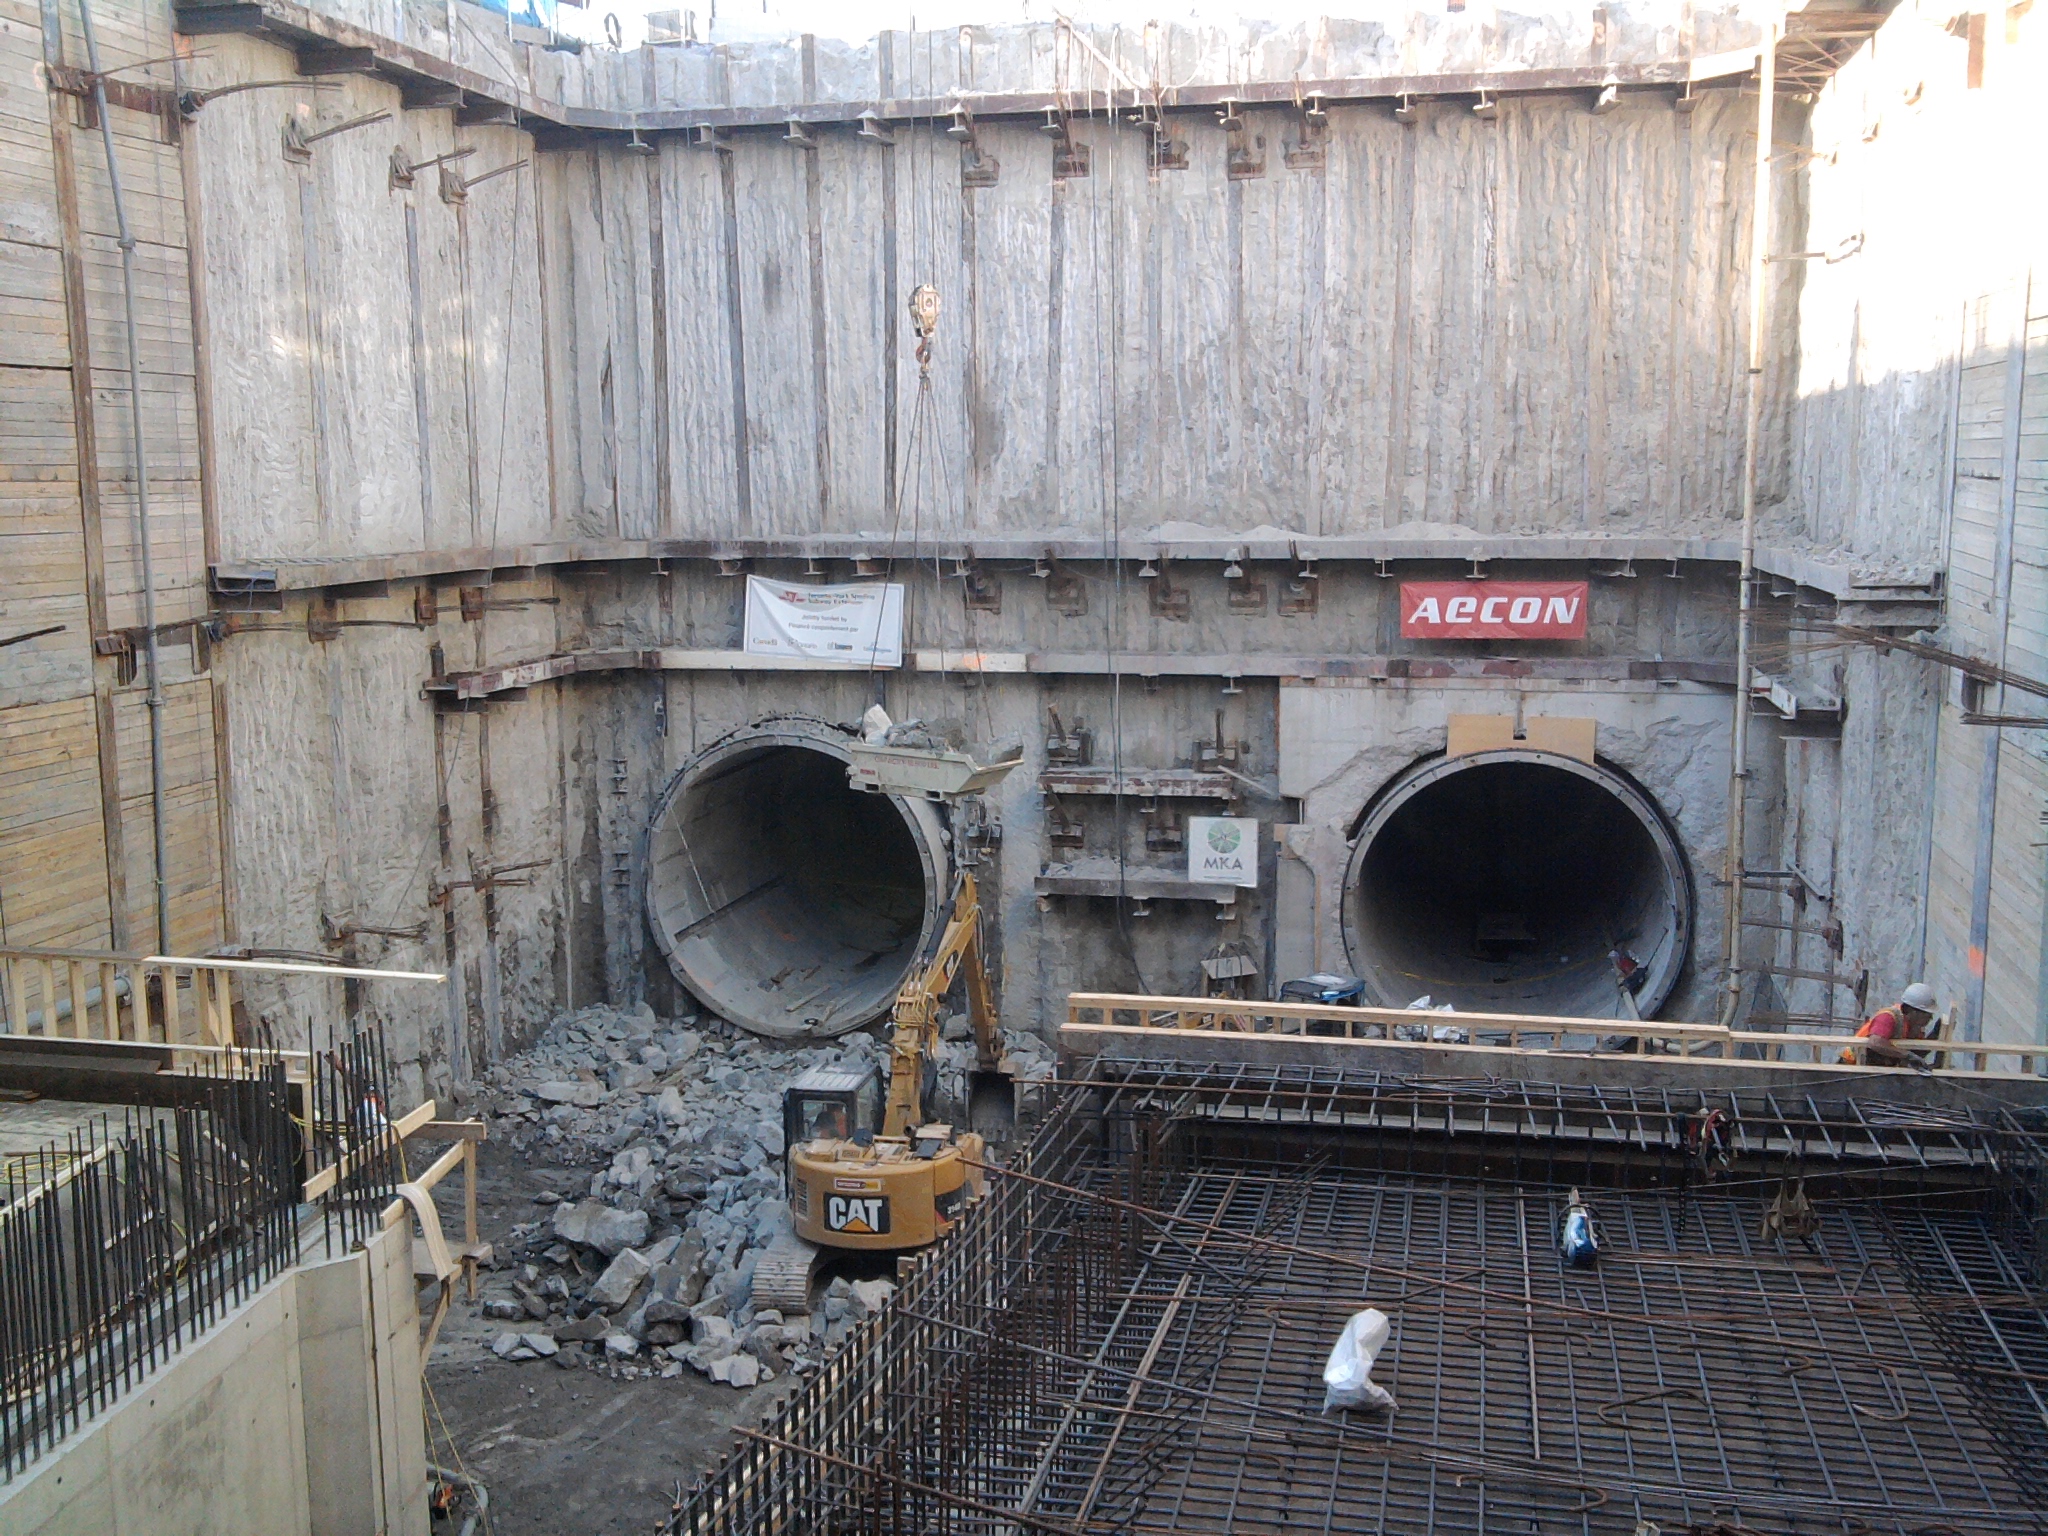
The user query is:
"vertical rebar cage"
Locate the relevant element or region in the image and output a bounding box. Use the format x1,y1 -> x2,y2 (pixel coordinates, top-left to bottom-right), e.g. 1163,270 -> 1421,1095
0,1042 -> 299,1479
0,1022 -> 405,1481
671,1061 -> 2048,1536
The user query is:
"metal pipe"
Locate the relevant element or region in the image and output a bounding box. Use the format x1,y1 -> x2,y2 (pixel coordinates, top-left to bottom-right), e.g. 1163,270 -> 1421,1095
77,0 -> 170,953
1720,20 -> 1777,1027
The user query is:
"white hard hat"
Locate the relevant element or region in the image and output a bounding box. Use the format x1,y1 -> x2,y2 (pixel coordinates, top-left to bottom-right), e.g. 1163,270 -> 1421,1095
1900,982 -> 1938,1013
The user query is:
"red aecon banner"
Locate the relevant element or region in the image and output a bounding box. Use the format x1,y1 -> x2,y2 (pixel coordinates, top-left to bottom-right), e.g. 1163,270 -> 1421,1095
1399,581 -> 1588,640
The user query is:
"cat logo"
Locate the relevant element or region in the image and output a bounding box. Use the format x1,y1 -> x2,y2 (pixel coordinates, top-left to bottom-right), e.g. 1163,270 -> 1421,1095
825,1195 -> 890,1235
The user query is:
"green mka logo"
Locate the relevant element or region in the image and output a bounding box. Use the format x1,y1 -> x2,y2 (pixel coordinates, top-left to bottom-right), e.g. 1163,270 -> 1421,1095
1206,822 -> 1242,855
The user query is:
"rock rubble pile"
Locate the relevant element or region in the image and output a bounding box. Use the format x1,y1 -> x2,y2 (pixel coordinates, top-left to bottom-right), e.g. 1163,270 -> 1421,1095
471,1001 -> 1053,1389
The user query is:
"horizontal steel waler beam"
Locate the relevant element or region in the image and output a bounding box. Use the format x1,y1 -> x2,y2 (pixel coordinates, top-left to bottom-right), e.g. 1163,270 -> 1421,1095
415,645 -> 1738,700
574,59 -> 1756,137
175,1 -> 1762,140
210,534 -> 1903,600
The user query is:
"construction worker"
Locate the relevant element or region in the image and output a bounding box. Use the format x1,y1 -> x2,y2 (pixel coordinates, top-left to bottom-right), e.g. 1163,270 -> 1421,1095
1843,982 -> 1940,1067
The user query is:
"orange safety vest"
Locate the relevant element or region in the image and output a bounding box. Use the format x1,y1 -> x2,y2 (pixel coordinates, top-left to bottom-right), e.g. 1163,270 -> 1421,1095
1840,1007 -> 1915,1065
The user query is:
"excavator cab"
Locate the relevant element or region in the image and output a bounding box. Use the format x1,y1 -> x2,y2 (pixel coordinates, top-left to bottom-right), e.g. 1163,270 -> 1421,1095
782,1064 -> 883,1169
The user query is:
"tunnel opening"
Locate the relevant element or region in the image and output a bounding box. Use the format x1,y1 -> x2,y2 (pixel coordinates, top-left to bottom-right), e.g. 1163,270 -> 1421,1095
1342,751 -> 1692,1019
646,723 -> 946,1039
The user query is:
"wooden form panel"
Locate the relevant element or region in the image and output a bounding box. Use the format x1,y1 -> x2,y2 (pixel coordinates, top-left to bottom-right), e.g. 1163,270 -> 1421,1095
0,364 -> 92,706
2007,311 -> 2048,700
1925,702 -> 1985,993
0,695 -> 112,947
0,236 -> 67,365
1982,739 -> 2048,1045
1943,290 -> 2019,649
113,678 -> 224,954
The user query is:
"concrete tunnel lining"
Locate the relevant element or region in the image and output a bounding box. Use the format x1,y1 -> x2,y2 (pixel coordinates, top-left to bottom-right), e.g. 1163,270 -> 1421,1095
646,722 -> 948,1039
1341,750 -> 1693,1020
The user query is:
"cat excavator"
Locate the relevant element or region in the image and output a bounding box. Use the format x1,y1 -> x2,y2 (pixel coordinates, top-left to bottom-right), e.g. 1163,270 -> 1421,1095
752,868 -> 1014,1312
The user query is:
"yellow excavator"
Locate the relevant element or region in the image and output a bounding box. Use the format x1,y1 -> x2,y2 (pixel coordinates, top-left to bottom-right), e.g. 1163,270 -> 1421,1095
752,869 -> 1014,1312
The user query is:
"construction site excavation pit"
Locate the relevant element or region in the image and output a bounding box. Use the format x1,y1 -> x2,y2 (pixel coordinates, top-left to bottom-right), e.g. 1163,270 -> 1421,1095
1343,750 -> 1693,1019
646,722 -> 948,1039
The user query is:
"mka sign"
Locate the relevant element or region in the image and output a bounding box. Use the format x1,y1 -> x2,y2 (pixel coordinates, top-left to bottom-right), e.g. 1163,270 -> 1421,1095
1399,581 -> 1588,640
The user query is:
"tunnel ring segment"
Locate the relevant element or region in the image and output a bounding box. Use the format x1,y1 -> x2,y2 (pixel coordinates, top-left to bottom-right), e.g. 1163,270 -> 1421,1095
645,718 -> 949,1040
1339,749 -> 1693,1021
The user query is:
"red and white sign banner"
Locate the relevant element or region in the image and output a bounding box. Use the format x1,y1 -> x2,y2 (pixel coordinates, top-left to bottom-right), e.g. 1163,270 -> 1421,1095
1399,581 -> 1588,640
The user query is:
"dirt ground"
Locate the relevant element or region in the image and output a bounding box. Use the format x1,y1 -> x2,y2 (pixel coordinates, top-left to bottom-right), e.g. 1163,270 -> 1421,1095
423,1138 -> 796,1535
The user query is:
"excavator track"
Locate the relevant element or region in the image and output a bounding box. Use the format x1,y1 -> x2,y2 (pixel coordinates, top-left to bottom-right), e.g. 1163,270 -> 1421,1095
752,1230 -> 821,1314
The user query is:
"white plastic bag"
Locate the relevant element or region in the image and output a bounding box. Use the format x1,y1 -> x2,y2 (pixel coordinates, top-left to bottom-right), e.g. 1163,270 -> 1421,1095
1321,1308 -> 1397,1412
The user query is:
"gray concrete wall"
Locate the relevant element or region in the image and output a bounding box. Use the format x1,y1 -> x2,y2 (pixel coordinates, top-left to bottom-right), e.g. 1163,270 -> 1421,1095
1765,0 -> 2048,1043
178,22 -> 1786,565
175,5 -> 1937,1080
0,1224 -> 427,1536
214,554 -> 1757,1098
1277,674 -> 1731,1020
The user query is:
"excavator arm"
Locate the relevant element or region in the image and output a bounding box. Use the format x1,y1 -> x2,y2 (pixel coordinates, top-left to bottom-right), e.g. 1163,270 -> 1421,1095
881,870 -> 1003,1138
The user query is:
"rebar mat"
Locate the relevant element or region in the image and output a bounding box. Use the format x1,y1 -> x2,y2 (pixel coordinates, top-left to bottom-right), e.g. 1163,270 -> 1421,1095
670,1065 -> 2048,1536
1130,1169 -> 2047,1534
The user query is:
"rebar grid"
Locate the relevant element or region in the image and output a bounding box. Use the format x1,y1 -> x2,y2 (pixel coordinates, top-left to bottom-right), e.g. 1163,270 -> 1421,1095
670,1060 -> 2048,1535
0,1038 -> 299,1479
313,1022 -> 406,1255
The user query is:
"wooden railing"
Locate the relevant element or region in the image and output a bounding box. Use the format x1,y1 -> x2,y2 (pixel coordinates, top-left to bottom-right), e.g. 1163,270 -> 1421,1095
0,945 -> 444,1055
1064,993 -> 2048,1077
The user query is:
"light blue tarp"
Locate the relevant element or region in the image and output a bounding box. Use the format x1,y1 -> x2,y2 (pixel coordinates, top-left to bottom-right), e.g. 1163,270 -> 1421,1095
469,0 -> 557,28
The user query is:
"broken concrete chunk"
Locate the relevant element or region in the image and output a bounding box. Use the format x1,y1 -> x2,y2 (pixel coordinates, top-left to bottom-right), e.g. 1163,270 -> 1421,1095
691,1314 -> 735,1347
489,1330 -> 557,1362
849,1279 -> 896,1314
554,1315 -> 608,1342
552,1200 -> 650,1257
604,1332 -> 641,1358
709,1352 -> 761,1388
481,1297 -> 526,1321
532,1081 -> 608,1107
590,1246 -> 654,1311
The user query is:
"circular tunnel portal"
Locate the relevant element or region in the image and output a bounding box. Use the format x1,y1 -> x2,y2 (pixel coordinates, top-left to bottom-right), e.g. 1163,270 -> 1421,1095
1341,751 -> 1693,1019
646,721 -> 948,1039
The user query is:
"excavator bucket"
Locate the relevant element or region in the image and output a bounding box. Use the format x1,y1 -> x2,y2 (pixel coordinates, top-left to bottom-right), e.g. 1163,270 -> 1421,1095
967,1068 -> 1017,1139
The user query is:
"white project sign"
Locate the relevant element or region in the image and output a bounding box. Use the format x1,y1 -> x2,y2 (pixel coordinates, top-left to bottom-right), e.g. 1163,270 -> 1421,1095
743,576 -> 904,667
1188,816 -> 1259,888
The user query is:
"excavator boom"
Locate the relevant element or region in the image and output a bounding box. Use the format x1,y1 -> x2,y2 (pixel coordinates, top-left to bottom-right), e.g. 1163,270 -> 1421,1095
882,869 -> 1002,1136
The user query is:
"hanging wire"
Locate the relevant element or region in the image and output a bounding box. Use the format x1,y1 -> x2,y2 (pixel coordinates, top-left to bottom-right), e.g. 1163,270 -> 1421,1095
1076,18 -> 1149,993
